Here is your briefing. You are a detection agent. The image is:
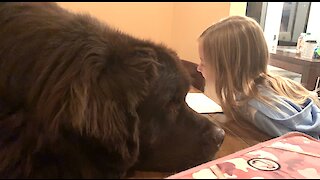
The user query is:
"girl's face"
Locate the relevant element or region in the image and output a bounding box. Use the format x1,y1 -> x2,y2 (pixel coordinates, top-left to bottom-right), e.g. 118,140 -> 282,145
197,40 -> 221,104
197,41 -> 208,80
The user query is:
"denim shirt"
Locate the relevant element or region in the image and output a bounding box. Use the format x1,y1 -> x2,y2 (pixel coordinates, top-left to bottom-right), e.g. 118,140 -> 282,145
247,88 -> 320,140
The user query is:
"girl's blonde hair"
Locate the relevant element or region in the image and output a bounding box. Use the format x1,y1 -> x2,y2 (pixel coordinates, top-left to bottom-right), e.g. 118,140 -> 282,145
199,15 -> 320,121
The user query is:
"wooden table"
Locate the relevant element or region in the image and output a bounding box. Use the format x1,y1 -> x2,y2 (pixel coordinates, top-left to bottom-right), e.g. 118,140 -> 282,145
206,113 -> 271,159
269,50 -> 320,91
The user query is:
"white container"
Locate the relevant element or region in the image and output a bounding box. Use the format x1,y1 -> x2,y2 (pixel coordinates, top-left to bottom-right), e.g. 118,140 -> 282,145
296,33 -> 306,54
301,40 -> 317,59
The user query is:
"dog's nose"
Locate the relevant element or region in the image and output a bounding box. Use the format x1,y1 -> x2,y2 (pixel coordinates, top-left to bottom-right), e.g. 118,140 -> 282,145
213,126 -> 225,147
198,114 -> 225,149
202,123 -> 225,148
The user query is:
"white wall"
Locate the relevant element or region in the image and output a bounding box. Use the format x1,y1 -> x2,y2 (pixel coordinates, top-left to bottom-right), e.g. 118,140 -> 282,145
170,2 -> 230,63
306,2 -> 320,45
58,2 -> 175,46
229,2 -> 247,16
264,2 -> 284,54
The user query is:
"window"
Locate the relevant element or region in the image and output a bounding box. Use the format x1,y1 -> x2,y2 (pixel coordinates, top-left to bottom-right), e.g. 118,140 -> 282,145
246,2 -> 311,46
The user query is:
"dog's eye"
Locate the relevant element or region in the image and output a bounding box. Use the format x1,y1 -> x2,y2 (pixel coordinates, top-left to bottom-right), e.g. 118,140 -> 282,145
168,98 -> 179,105
166,101 -> 178,116
167,98 -> 182,113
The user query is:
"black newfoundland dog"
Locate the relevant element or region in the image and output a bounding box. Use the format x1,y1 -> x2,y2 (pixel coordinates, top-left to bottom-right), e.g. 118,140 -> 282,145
0,2 -> 224,178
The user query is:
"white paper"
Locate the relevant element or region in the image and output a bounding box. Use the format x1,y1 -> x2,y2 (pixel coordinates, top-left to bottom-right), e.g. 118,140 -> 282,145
185,93 -> 223,114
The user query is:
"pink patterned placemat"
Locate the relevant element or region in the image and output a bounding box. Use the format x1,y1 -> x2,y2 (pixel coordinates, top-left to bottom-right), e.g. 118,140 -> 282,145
167,132 -> 320,179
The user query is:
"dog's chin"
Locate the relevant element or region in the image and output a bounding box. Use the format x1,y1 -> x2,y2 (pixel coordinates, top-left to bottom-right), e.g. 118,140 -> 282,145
131,134 -> 222,173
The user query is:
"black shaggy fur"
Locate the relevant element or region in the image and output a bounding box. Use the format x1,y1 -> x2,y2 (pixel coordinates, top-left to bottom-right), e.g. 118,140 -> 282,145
0,2 -> 224,178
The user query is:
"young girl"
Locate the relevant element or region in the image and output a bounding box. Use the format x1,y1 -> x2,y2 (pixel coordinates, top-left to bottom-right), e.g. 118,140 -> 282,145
197,15 -> 320,139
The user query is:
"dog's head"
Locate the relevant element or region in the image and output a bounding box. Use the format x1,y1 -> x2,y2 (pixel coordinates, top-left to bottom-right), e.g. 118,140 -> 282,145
132,44 -> 225,172
0,2 -> 224,178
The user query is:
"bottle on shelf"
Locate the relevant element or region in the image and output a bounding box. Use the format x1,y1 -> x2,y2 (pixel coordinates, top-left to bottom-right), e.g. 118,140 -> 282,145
300,33 -> 317,59
296,33 -> 311,55
296,33 -> 306,55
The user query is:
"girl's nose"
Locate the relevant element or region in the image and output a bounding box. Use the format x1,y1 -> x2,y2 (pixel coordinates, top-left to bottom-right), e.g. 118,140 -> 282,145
197,64 -> 202,72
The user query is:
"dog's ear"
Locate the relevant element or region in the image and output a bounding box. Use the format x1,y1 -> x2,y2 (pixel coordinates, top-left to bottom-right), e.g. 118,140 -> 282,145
69,46 -> 160,133
28,44 -> 160,167
67,46 -> 160,162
